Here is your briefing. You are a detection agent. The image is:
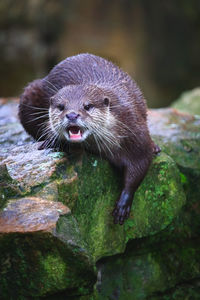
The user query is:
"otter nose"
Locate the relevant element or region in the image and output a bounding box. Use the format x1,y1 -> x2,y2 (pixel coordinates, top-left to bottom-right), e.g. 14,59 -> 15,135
66,112 -> 79,121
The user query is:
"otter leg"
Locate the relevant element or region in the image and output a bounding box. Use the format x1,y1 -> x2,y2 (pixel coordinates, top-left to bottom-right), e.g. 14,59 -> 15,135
19,79 -> 49,142
112,157 -> 151,225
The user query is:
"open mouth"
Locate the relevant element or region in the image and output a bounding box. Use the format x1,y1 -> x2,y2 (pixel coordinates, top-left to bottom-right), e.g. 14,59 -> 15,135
67,126 -> 83,141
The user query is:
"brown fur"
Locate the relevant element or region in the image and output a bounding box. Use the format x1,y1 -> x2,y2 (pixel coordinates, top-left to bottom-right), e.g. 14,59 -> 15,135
19,53 -> 160,225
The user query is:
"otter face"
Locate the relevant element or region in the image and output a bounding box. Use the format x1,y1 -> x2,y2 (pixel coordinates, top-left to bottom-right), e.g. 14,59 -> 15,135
49,85 -> 112,144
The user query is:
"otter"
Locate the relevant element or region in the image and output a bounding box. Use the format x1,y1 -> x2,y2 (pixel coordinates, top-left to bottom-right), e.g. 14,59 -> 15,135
19,53 -> 160,225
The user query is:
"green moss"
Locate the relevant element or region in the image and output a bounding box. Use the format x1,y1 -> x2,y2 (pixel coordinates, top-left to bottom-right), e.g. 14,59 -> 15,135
149,278 -> 200,300
96,237 -> 200,300
62,153 -> 186,261
57,179 -> 78,208
40,254 -> 66,288
171,88 -> 200,116
125,153 -> 186,240
179,172 -> 187,184
0,165 -> 22,208
55,214 -> 91,260
0,232 -> 96,299
0,150 -> 188,297
72,154 -> 125,260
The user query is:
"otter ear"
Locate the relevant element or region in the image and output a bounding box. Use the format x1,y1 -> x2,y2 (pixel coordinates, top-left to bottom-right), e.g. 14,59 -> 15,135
104,97 -> 110,106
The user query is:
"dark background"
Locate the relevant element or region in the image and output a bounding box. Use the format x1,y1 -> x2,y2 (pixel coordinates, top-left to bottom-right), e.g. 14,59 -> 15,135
0,0 -> 200,107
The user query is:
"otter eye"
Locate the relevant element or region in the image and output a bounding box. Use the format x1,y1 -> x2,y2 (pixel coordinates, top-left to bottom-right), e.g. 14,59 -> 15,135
104,97 -> 109,106
84,103 -> 94,111
57,104 -> 65,111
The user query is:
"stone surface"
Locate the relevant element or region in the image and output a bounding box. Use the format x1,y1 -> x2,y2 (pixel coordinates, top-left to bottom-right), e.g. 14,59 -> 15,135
0,231 -> 95,299
0,98 -> 200,299
148,108 -> 200,171
0,98 -> 32,148
94,107 -> 200,300
0,197 -> 69,232
0,194 -> 95,299
96,236 -> 200,300
0,100 -> 186,260
96,238 -> 200,300
149,279 -> 200,300
171,88 -> 200,116
0,99 -> 96,299
148,107 -> 200,237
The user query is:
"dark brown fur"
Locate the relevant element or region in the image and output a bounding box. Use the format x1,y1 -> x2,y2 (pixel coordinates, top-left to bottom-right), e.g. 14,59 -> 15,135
19,53 -> 160,225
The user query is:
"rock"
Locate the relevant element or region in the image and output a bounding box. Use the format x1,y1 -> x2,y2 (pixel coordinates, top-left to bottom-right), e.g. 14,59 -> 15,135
0,98 -> 33,148
0,99 -> 96,299
94,107 -> 200,300
96,238 -> 200,300
73,152 -> 185,261
0,197 -> 70,232
149,279 -> 200,300
0,197 -> 95,299
0,101 -> 185,249
171,88 -> 200,116
148,108 -> 200,236
148,107 -> 200,173
0,98 -> 199,299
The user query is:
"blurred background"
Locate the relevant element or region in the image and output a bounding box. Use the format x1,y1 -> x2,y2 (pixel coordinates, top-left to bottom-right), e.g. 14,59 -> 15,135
0,0 -> 200,107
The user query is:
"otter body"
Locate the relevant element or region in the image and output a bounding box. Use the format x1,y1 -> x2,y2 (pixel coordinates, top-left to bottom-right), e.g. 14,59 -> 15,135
19,53 -> 159,225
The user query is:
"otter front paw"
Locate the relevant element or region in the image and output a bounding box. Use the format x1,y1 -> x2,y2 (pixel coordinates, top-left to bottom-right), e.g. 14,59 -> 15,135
112,203 -> 131,225
112,191 -> 133,225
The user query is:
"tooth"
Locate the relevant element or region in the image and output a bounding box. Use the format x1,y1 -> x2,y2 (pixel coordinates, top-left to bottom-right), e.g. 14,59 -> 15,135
69,130 -> 81,137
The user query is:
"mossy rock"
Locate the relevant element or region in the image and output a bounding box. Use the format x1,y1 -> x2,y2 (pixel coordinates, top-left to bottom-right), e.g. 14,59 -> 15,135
171,88 -> 200,116
0,197 -> 95,299
0,128 -> 186,299
96,237 -> 200,300
67,152 -> 185,261
0,232 -> 95,299
148,107 -> 200,237
1,99 -> 198,299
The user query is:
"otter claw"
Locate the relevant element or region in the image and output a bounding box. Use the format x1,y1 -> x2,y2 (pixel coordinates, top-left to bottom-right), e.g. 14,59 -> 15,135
112,205 -> 131,225
112,190 -> 132,225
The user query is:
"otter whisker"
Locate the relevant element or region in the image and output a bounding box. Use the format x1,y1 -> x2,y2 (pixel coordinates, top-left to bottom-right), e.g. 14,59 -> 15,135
90,123 -> 121,149
115,119 -> 137,138
44,79 -> 71,104
43,79 -> 59,93
26,114 -> 49,124
93,130 -> 116,149
29,111 -> 49,116
92,134 -> 102,154
37,123 -> 60,149
89,125 -> 116,157
19,103 -> 49,111
98,135 -> 115,158
35,122 -> 52,142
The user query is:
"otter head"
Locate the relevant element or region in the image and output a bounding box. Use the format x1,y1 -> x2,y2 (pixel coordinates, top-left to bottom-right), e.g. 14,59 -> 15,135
49,84 -> 117,147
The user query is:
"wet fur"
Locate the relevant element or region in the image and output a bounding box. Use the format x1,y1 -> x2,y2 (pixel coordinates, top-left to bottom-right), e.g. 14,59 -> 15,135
19,53 -> 160,225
